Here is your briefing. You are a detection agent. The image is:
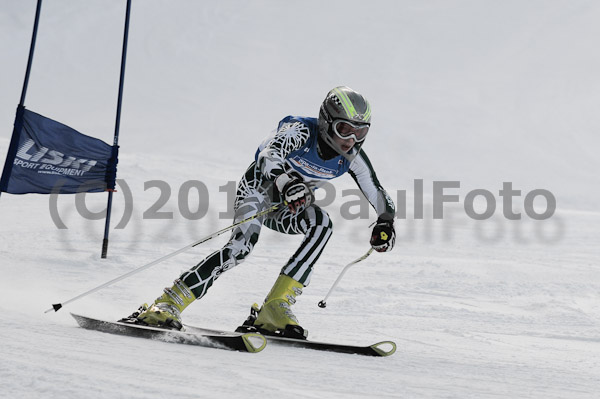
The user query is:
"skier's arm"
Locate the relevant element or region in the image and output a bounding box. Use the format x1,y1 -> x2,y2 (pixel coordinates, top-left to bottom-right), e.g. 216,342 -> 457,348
256,121 -> 310,181
349,149 -> 396,252
348,149 -> 396,221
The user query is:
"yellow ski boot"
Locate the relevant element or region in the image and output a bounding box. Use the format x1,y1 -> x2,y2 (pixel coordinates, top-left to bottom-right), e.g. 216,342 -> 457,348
237,274 -> 308,339
125,279 -> 196,330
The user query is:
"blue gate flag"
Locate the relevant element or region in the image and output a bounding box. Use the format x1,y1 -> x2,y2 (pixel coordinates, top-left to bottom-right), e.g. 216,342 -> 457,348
0,106 -> 118,194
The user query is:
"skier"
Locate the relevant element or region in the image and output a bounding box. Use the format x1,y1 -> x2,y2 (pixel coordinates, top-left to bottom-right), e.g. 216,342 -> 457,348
123,86 -> 396,339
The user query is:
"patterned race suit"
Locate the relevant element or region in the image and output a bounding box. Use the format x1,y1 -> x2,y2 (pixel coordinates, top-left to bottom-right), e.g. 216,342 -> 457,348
180,116 -> 395,299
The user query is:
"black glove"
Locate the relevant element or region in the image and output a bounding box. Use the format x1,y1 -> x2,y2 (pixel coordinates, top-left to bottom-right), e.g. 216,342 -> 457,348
275,172 -> 314,214
370,217 -> 395,252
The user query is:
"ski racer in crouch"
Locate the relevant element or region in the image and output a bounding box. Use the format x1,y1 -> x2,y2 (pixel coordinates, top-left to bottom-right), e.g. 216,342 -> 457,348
123,86 -> 396,339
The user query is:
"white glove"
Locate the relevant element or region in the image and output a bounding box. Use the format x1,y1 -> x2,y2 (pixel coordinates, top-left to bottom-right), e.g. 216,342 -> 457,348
275,172 -> 314,214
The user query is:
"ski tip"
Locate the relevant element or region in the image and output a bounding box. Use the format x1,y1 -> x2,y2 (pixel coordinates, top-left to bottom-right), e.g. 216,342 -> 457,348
370,341 -> 397,357
241,333 -> 267,353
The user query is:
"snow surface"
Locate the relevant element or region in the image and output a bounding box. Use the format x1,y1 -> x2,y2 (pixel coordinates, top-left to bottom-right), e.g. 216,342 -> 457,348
1,1 -> 599,398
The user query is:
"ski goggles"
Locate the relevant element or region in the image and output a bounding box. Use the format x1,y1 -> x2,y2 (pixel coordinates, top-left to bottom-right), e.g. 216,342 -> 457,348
332,120 -> 370,142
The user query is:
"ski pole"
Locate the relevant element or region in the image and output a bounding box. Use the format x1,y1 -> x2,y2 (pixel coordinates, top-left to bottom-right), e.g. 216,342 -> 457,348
317,248 -> 374,308
45,204 -> 280,313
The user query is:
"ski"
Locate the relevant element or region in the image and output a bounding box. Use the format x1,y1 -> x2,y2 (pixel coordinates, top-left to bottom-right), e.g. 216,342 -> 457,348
260,334 -> 396,357
70,313 -> 266,353
185,325 -> 397,357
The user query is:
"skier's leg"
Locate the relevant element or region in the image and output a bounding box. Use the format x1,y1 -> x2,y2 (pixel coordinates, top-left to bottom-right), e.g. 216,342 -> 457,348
131,165 -> 270,329
278,205 -> 333,286
179,195 -> 266,299
179,164 -> 272,300
249,205 -> 333,337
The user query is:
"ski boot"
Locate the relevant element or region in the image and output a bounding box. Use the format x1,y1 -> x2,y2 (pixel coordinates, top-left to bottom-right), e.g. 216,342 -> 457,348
120,279 -> 196,331
236,274 -> 308,340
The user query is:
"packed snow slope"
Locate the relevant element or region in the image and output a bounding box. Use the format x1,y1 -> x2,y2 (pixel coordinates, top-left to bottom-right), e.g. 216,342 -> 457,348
1,1 -> 599,398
